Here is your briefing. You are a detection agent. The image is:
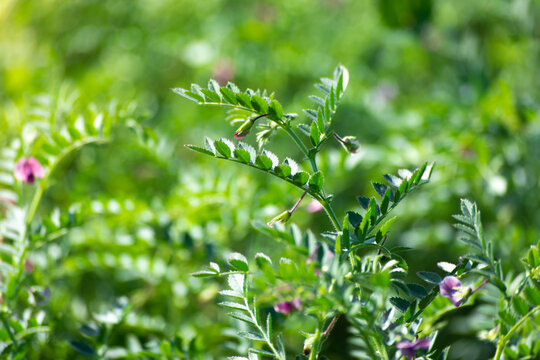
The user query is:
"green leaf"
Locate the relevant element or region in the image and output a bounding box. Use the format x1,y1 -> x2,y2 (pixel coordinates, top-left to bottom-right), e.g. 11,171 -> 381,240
256,154 -> 273,170
185,144 -> 215,156
341,215 -> 350,250
200,89 -> 221,102
308,171 -> 324,193
512,296 -> 529,316
250,95 -> 268,113
317,108 -> 325,132
234,148 -> 252,163
528,247 -> 540,267
236,93 -> 252,108
417,271 -> 441,284
70,340 -> 96,356
269,100 -> 283,120
228,312 -> 256,325
292,171 -> 309,186
310,122 -> 320,146
160,341 -> 172,357
406,283 -> 428,298
390,297 -> 410,312
255,253 -> 272,268
274,164 -> 291,178
191,270 -> 219,278
380,188 -> 391,215
67,125 -> 82,140
228,252 -> 249,272
208,79 -> 222,96
220,87 -> 238,104
214,140 -> 232,158
238,331 -> 265,342
380,217 -> 396,236
523,286 -> 540,305
52,133 -> 70,147
219,301 -> 249,311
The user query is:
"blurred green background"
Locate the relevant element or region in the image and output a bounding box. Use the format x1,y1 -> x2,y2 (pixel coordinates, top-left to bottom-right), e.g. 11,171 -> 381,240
1,0 -> 540,358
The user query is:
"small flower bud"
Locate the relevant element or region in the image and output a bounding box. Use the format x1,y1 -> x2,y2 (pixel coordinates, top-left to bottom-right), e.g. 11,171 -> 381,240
340,136 -> 360,153
267,210 -> 291,227
234,119 -> 255,139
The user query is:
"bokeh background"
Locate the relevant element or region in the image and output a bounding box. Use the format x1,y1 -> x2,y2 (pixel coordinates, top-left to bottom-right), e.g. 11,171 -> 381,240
1,0 -> 540,358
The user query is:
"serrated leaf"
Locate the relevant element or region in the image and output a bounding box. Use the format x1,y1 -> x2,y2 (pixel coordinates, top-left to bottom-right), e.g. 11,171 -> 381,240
228,312 -> 256,325
201,89 -> 221,102
406,283 -> 428,298
256,154 -> 273,170
357,196 -> 370,210
390,297 -> 410,312
512,296 -> 529,316
310,122 -> 320,146
234,148 -> 252,163
208,79 -> 221,95
214,139 -> 233,158
417,271 -> 441,284
380,217 -> 396,236
228,252 -> 249,271
190,270 -> 219,278
186,144 -> 215,156
228,274 -> 245,293
255,253 -> 272,268
292,171 -> 309,186
524,287 -> 540,305
220,290 -> 243,299
308,171 -> 324,193
372,182 -> 388,198
274,164 -> 291,178
249,348 -> 275,357
236,93 -> 252,108
251,95 -> 268,113
269,100 -> 283,120
221,87 -> 238,104
219,301 -> 249,311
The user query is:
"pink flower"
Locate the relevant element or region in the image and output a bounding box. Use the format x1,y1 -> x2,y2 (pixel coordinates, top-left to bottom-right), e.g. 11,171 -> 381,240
14,157 -> 44,184
439,276 -> 465,307
397,338 -> 432,359
307,200 -> 324,213
274,298 -> 302,315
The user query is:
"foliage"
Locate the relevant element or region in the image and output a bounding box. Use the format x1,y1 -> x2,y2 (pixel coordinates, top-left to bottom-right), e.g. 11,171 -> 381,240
2,0 -> 540,358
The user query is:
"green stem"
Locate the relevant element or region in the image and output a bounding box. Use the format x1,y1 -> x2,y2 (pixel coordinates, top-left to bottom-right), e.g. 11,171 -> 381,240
494,305 -> 540,360
0,311 -> 18,347
282,126 -> 342,231
308,321 -> 324,360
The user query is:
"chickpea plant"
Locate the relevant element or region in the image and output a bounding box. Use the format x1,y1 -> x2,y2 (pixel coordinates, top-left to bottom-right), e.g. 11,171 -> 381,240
175,66 -> 540,360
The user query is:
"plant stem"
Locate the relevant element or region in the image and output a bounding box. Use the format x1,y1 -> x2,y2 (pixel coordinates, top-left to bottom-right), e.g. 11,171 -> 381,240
308,321 -> 324,360
494,305 -> 540,360
0,311 -> 18,347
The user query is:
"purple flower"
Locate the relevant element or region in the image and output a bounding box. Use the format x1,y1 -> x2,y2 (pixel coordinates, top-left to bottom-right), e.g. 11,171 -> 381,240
274,298 -> 301,315
439,276 -> 465,307
14,157 -> 44,184
397,338 -> 432,359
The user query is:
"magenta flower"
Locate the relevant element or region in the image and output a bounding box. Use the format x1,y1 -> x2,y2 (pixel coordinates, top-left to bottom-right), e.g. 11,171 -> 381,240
397,338 -> 432,359
274,298 -> 302,315
439,276 -> 465,307
14,157 -> 44,184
